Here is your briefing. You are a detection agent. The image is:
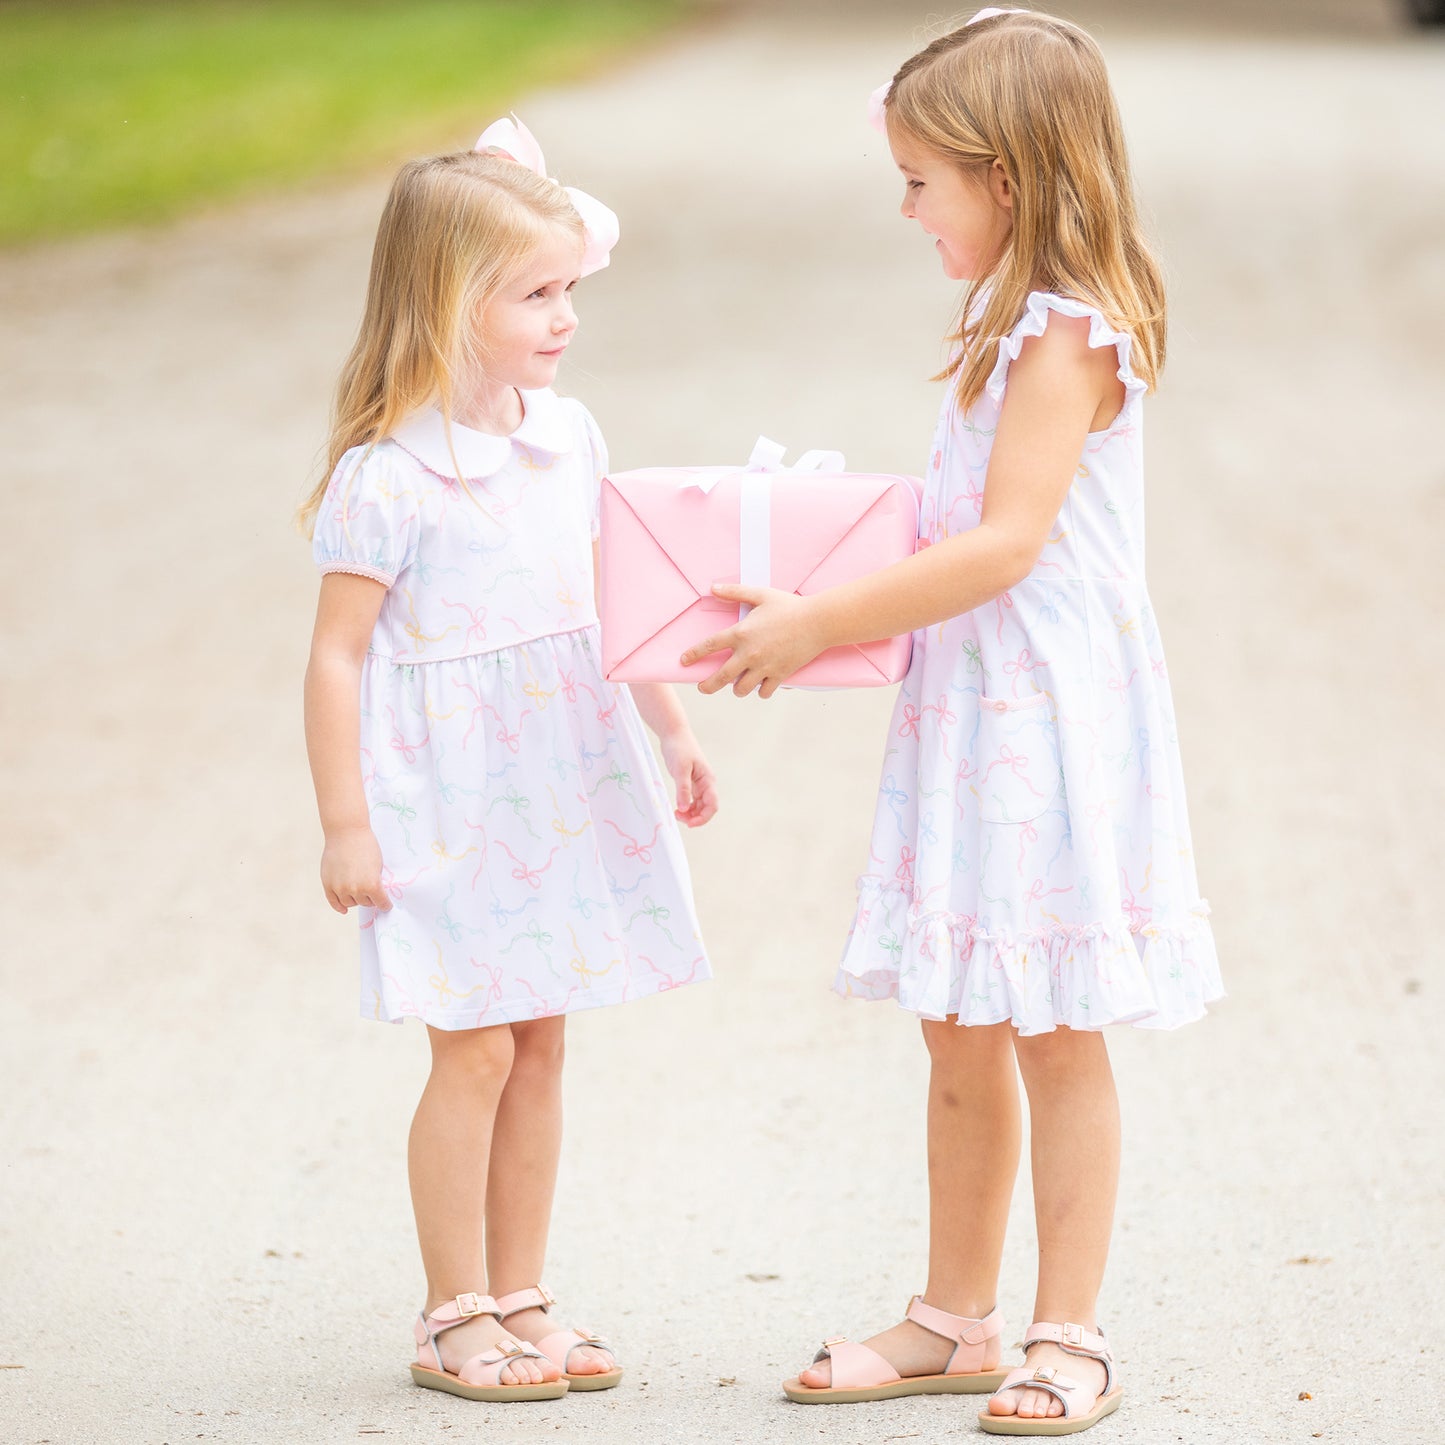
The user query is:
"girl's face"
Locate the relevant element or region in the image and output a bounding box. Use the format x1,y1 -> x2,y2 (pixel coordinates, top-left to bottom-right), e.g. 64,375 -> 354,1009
889,128 -> 1013,282
479,226 -> 584,389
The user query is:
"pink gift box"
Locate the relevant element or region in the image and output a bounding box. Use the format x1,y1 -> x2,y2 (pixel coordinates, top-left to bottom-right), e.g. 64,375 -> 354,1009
599,440 -> 922,687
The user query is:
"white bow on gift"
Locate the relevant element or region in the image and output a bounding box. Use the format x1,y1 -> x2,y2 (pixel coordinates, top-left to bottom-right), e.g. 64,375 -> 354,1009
744,435 -> 846,477
474,115 -> 619,277
684,436 -> 846,618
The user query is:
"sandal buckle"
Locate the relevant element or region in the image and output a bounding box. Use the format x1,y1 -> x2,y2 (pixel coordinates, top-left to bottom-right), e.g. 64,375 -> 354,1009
455,1292 -> 484,1317
822,1336 -> 848,1348
539,1285 -> 557,1306
1061,1322 -> 1083,1346
1033,1365 -> 1073,1389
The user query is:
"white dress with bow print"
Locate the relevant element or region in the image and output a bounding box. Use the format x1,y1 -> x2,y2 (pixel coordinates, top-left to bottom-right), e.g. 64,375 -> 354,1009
841,294 -> 1222,1035
313,388 -> 710,1028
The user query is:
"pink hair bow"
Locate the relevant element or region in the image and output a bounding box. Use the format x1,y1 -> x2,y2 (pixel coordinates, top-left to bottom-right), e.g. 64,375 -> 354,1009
474,115 -> 619,277
867,8 -> 1030,134
866,82 -> 891,136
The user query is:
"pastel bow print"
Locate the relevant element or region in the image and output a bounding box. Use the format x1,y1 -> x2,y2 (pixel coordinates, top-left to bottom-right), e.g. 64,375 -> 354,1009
605,819 -> 661,864
502,920 -> 554,954
988,745 -> 1044,796
629,897 -> 679,946
867,9 -> 1030,133
475,115 -> 619,277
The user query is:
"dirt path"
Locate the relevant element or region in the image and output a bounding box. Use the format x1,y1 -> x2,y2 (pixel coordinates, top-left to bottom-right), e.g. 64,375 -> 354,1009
2,3 -> 1442,1442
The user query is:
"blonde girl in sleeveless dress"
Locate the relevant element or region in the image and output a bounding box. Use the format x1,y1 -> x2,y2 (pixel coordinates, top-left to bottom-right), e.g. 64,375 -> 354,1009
302,120 -> 716,1403
682,10 -> 1221,1435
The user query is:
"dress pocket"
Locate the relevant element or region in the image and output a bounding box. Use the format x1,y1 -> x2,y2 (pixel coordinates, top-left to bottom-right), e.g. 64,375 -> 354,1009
975,693 -> 1062,823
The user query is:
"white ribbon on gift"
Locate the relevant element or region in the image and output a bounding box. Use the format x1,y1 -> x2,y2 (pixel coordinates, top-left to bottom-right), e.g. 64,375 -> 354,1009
682,437 -> 845,617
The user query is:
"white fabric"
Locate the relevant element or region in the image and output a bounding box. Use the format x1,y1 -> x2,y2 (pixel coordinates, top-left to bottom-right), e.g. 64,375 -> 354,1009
839,293 -> 1222,1034
313,391 -> 710,1028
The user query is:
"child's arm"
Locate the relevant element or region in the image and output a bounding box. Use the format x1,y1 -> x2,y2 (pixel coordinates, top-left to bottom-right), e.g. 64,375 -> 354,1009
304,573 -> 393,911
682,315 -> 1118,698
594,540 -> 718,827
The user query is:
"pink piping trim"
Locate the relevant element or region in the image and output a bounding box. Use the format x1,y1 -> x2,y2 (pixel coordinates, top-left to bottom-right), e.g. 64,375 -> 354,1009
319,561 -> 395,586
979,691 -> 1048,712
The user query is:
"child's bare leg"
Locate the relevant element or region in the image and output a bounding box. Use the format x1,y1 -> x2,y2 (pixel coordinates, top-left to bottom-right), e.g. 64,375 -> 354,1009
485,1016 -> 612,1375
988,1025 -> 1119,1421
408,1021 -> 547,1386
800,1018 -> 1020,1386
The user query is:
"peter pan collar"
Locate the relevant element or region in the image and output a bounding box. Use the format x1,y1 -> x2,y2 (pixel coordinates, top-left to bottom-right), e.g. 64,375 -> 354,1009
391,387 -> 573,480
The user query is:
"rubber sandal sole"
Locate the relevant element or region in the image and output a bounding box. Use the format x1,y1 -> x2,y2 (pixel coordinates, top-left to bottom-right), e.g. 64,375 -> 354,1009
978,1387 -> 1123,1435
409,1363 -> 569,1402
563,1367 -> 624,1392
783,1368 -> 1011,1403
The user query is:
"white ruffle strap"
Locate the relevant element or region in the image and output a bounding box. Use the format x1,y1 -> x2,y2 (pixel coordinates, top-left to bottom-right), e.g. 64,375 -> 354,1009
984,292 -> 1150,409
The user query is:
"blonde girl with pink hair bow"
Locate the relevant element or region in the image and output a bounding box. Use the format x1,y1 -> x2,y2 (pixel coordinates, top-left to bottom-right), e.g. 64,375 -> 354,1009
300,120 -> 717,1403
682,8 -> 1220,1434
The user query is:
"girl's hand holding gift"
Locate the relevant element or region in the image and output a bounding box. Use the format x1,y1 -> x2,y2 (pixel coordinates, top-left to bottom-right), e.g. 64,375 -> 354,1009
773,11 -> 1220,1428
681,583 -> 828,698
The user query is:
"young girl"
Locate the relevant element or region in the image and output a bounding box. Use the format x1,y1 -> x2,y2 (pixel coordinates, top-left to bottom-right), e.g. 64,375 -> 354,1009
680,9 -> 1221,1435
301,119 -> 716,1403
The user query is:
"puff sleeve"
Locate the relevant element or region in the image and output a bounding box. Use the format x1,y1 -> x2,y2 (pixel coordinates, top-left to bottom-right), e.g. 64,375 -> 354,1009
311,443 -> 421,586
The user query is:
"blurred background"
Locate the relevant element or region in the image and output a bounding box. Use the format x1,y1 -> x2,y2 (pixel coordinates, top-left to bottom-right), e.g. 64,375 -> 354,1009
1,0 -> 1438,247
3,3 -> 1443,1444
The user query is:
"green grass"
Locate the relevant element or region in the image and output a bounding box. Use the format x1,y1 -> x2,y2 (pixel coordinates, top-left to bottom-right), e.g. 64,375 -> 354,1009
0,0 -> 686,244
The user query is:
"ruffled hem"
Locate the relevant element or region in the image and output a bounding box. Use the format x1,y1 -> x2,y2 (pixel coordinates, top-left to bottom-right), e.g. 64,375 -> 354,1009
985,292 -> 1150,410
838,877 -> 1222,1036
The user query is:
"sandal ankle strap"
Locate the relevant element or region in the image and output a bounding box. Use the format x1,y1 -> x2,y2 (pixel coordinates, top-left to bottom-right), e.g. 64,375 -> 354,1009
417,1292 -> 503,1338
495,1284 -> 556,1318
904,1296 -> 1005,1377
1023,1320 -> 1109,1357
906,1296 -> 1004,1346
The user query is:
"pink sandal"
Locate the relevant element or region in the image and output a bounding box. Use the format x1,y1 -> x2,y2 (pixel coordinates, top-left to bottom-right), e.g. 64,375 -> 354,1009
782,1298 -> 1009,1403
495,1284 -> 623,1392
978,1321 -> 1122,1435
409,1292 -> 568,1401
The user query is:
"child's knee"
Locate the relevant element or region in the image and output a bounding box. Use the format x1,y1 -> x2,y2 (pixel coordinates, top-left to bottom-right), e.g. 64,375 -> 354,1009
922,1016 -> 1012,1066
428,1022 -> 516,1089
1013,1024 -> 1107,1079
508,1016 -> 566,1078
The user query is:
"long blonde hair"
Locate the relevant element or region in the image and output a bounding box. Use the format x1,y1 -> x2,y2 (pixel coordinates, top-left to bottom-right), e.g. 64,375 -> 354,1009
883,8 -> 1166,414
297,150 -> 584,534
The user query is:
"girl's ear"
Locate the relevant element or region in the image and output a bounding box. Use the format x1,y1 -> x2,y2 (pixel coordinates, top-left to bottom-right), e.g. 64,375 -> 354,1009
989,158 -> 1014,212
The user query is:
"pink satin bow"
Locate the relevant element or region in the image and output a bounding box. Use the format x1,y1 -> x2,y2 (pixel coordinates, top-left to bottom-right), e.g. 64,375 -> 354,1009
474,115 -> 619,277
867,7 -> 1030,134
